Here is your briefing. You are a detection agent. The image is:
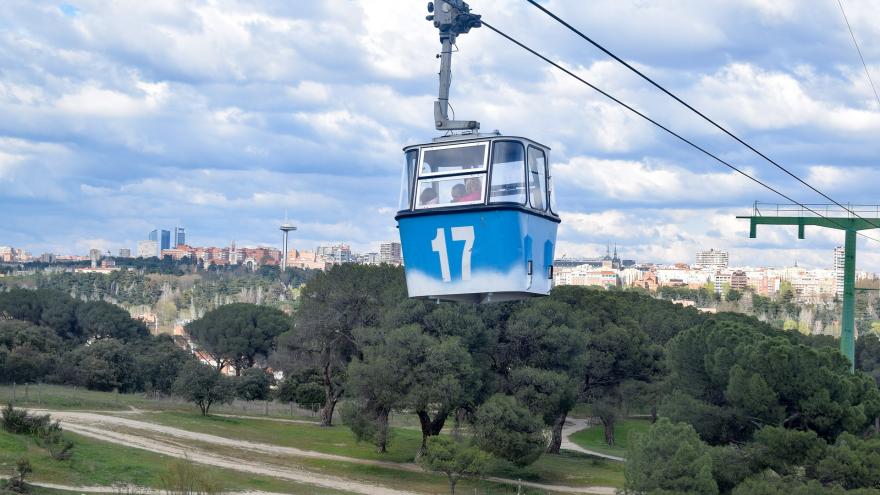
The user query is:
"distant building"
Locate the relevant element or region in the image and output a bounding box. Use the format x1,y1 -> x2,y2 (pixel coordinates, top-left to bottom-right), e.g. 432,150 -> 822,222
554,264 -> 620,289
730,270 -> 748,291
834,246 -> 845,297
137,240 -> 158,258
118,248 -> 131,258
695,249 -> 729,271
89,248 -> 102,269
316,244 -> 353,264
149,229 -> 172,254
287,249 -> 331,270
174,227 -> 186,247
39,253 -> 56,263
379,241 -> 402,265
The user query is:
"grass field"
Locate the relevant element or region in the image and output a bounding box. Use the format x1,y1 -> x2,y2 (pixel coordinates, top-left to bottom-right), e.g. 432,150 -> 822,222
0,384 -> 318,420
0,429 -> 354,494
140,410 -> 625,489
568,419 -> 652,458
0,386 -> 626,494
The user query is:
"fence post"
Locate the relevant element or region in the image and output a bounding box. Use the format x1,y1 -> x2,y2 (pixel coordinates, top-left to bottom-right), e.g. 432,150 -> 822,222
265,400 -> 269,416
24,383 -> 29,402
12,381 -> 15,402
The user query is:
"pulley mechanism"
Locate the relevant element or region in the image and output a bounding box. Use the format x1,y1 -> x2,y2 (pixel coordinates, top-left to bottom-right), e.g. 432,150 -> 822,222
426,1 -> 482,131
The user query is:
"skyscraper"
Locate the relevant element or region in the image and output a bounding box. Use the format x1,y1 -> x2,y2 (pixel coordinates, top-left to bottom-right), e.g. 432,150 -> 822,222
174,227 -> 186,247
148,229 -> 171,256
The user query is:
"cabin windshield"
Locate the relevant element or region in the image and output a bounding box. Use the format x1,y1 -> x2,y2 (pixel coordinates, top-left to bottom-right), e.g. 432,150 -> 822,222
399,150 -> 418,210
490,141 -> 526,205
415,141 -> 488,209
420,142 -> 488,175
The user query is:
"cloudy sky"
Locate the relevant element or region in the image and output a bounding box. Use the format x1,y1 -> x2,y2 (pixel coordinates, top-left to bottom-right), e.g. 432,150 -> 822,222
2,0 -> 879,269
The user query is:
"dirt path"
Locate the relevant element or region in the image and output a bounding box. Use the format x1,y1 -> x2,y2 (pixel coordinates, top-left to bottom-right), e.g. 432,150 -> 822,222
561,418 -> 625,462
60,422 -> 410,495
0,476 -> 350,495
43,410 -> 616,495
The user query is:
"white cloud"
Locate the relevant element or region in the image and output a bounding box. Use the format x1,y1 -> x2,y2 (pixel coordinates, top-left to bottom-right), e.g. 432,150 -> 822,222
554,155 -> 759,203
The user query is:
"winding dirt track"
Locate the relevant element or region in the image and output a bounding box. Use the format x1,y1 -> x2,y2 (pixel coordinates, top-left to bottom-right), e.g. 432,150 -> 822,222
40,410 -> 616,495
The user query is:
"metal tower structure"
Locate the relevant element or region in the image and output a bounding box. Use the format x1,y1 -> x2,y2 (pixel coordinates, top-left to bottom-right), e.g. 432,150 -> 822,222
280,221 -> 297,272
738,202 -> 880,370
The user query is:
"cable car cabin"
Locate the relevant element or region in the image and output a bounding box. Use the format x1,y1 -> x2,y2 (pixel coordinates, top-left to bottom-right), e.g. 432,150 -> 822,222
395,134 -> 560,303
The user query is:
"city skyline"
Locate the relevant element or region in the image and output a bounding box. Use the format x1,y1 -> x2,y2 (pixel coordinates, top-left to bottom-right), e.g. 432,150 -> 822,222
2,2 -> 879,270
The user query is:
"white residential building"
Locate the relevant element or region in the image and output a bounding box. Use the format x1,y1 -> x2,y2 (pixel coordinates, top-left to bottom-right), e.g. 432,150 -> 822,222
695,249 -> 729,271
834,246 -> 845,297
137,240 -> 158,258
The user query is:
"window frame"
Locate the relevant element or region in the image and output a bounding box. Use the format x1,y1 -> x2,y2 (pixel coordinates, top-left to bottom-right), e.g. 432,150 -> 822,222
400,149 -> 419,211
414,172 -> 487,210
418,141 -> 490,178
527,145 -> 549,212
488,140 -> 527,206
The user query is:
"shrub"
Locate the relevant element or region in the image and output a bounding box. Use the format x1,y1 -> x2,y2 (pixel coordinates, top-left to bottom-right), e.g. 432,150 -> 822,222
159,457 -> 221,495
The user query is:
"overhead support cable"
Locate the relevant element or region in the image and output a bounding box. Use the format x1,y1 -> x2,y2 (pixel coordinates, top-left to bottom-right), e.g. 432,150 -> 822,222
836,0 -> 880,108
479,20 -> 880,244
522,0 -> 880,232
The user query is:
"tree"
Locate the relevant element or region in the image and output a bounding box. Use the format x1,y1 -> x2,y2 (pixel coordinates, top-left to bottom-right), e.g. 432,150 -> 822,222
70,339 -> 137,392
624,418 -> 718,495
7,457 -> 32,493
406,303 -> 488,454
418,436 -> 491,495
472,394 -> 546,467
508,366 -> 578,452
346,326 -> 421,453
130,335 -> 196,394
284,264 -> 405,426
727,289 -> 743,303
664,318 -> 880,445
76,301 -> 148,341
501,297 -> 584,453
186,303 -> 290,375
235,368 -> 271,401
172,361 -> 233,416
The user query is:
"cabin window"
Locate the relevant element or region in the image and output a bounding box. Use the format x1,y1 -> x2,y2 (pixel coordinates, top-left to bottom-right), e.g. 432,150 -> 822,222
399,150 -> 418,210
420,142 -> 488,176
489,141 -> 526,205
528,146 -> 548,211
416,173 -> 485,208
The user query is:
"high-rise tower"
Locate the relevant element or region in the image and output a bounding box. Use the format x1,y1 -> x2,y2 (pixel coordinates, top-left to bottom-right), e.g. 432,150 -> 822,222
280,222 -> 297,271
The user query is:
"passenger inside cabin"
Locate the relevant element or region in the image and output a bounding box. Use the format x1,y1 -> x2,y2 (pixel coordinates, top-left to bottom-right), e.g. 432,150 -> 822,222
451,184 -> 467,202
459,177 -> 482,201
420,188 -> 438,205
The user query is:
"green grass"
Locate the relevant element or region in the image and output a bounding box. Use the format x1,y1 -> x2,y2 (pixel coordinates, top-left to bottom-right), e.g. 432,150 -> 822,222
0,387 -> 626,493
0,384 -> 154,412
0,429 -> 353,495
139,410 -> 624,489
568,418 -> 652,458
143,410 -> 424,463
0,384 -> 318,421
